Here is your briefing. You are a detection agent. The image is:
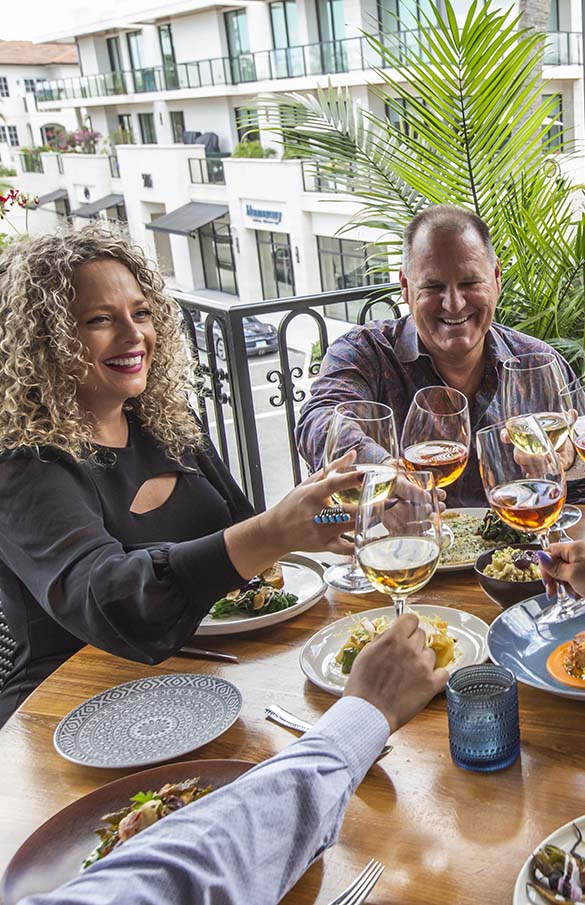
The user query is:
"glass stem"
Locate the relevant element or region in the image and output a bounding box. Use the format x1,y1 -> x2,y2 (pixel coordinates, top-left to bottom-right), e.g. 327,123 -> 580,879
540,530 -> 572,604
393,596 -> 407,619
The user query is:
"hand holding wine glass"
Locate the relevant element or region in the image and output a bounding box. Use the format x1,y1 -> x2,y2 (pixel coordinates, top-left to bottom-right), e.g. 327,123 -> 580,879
476,415 -> 580,622
323,400 -> 399,594
355,468 -> 442,618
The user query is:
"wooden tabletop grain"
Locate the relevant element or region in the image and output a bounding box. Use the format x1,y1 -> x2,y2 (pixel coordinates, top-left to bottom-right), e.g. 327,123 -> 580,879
1,538 -> 585,904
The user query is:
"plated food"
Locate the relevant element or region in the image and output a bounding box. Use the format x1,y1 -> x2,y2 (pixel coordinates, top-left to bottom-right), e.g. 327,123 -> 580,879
546,631 -> 585,690
196,554 -> 326,637
439,509 -> 534,571
488,599 -> 585,700
335,613 -> 458,675
83,777 -> 212,869
211,563 -> 299,619
513,816 -> 585,905
300,604 -> 489,696
1,760 -> 253,905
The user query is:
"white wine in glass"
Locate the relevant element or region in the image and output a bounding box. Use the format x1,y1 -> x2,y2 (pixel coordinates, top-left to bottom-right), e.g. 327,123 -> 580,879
401,387 -> 470,489
356,468 -> 441,618
323,400 -> 399,594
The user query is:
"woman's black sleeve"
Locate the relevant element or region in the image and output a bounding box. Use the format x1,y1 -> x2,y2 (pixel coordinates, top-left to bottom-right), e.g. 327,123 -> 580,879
0,456 -> 247,664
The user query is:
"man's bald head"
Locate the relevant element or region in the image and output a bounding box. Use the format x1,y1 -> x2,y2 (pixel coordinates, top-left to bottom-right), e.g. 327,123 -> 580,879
402,205 -> 496,276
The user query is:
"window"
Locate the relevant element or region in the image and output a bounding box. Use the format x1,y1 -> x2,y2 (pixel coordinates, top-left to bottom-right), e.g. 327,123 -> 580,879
199,214 -> 238,295
548,0 -> 559,31
7,126 -> 19,147
0,77 -> 8,97
107,37 -> 123,72
235,106 -> 259,143
378,0 -> 435,59
317,236 -> 388,322
316,0 -> 346,73
117,113 -> 134,142
225,10 -> 255,82
256,230 -> 295,299
385,97 -> 425,138
138,113 -> 157,144
24,78 -> 38,94
170,110 -> 185,143
126,31 -> 143,69
158,24 -> 179,89
270,0 -> 303,76
543,93 -> 563,150
0,126 -> 6,143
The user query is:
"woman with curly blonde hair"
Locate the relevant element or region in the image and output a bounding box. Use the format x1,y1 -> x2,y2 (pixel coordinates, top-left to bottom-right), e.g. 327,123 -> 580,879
0,226 -> 359,725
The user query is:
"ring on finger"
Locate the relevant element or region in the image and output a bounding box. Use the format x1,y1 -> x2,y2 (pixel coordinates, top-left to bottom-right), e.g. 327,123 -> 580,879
314,505 -> 351,525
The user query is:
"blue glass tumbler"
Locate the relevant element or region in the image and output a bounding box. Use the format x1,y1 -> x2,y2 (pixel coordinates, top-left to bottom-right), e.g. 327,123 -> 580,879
446,664 -> 520,772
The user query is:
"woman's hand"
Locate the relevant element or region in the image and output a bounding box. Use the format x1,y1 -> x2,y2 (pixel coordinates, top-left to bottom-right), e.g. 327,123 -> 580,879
537,541 -> 585,598
223,452 -> 365,580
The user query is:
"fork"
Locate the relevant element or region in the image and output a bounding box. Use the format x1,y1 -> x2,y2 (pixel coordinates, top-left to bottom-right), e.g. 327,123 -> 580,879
326,859 -> 385,905
264,705 -> 393,761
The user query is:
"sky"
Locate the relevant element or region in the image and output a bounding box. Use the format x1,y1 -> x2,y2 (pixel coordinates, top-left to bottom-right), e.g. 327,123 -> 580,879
3,0 -> 149,41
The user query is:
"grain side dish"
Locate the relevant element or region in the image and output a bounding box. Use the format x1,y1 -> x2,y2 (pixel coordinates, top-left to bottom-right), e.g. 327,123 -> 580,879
482,547 -> 541,582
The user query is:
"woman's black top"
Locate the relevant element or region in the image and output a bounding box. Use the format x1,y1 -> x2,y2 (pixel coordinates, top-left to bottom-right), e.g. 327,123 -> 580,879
0,417 -> 255,726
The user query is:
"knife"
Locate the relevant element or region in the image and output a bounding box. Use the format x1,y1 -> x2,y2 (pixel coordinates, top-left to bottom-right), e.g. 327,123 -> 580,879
179,646 -> 239,663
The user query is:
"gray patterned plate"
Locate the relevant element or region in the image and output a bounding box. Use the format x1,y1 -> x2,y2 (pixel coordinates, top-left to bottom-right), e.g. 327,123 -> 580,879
53,673 -> 242,769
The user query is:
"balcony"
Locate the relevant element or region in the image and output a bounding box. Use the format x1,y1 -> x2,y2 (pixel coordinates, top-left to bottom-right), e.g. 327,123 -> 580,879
35,31 -> 436,103
189,157 -> 226,185
175,282 -> 400,509
543,32 -> 582,66
302,161 -> 360,193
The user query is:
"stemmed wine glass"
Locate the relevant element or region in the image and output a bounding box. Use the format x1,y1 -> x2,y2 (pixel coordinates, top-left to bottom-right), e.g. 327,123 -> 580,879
560,375 -> 585,463
502,352 -> 581,532
476,415 -> 582,622
323,400 -> 399,594
401,386 -> 471,546
355,468 -> 442,617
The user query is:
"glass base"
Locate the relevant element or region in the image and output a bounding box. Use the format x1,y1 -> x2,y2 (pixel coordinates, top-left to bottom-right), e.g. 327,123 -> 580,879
554,505 -> 582,531
323,562 -> 376,594
535,596 -> 585,624
451,747 -> 520,772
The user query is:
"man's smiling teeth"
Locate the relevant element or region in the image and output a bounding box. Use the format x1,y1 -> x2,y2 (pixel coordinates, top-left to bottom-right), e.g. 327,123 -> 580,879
105,355 -> 142,366
441,315 -> 472,325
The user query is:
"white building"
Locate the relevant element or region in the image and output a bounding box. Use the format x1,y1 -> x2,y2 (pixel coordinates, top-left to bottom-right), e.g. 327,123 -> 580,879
12,0 -> 585,323
0,40 -> 81,167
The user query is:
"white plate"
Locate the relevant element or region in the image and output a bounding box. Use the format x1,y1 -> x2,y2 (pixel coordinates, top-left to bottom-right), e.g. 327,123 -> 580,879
438,507 -> 490,572
299,604 -> 490,696
195,553 -> 326,636
513,814 -> 585,904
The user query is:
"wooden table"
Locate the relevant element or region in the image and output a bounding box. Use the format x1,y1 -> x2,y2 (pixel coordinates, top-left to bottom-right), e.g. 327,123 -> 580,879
1,557 -> 585,904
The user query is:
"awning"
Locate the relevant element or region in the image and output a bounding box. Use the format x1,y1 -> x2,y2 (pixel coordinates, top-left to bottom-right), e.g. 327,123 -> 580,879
145,202 -> 228,237
72,193 -> 124,218
37,188 -> 69,206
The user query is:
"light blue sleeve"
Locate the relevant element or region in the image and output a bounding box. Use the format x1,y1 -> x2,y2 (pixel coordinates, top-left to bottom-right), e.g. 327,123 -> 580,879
21,696 -> 389,905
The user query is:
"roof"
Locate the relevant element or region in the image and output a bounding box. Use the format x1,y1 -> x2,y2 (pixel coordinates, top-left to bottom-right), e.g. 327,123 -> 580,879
0,40 -> 78,66
145,201 -> 228,236
71,193 -> 124,218
36,189 -> 69,206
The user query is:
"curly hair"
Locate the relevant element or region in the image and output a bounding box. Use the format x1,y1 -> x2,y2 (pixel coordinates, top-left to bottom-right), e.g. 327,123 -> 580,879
0,224 -> 202,462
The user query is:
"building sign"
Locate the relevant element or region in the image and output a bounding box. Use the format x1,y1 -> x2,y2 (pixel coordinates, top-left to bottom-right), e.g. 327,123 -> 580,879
242,200 -> 288,231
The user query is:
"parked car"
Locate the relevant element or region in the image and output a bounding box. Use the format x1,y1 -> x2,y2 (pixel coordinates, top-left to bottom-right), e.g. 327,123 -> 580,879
193,315 -> 278,359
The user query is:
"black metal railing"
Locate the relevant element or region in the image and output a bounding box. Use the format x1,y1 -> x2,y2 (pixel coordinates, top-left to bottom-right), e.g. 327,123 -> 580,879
18,151 -> 43,174
34,29 -> 454,102
175,282 -> 401,510
189,157 -> 226,185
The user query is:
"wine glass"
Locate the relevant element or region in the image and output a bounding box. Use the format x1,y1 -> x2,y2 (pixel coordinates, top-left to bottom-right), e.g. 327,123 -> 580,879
355,468 -> 441,617
502,352 -> 581,532
323,400 -> 399,594
560,375 -> 585,462
401,386 -> 471,547
476,415 -> 580,622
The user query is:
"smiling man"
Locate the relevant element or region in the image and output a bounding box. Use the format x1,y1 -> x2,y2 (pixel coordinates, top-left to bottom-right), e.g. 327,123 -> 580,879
296,204 -> 576,506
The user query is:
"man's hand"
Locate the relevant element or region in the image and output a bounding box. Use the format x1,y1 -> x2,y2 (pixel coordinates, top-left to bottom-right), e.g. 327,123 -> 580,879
344,612 -> 448,733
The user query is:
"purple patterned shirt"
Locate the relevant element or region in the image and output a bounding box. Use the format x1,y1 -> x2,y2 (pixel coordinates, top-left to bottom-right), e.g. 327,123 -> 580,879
296,315 -> 577,507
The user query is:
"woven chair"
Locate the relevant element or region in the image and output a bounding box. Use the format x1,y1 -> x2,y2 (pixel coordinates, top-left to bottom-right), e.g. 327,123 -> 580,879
0,605 -> 15,692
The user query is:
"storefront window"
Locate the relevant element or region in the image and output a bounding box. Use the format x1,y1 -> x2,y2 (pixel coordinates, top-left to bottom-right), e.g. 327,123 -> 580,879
317,235 -> 388,322
199,215 -> 238,295
256,230 -> 295,299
